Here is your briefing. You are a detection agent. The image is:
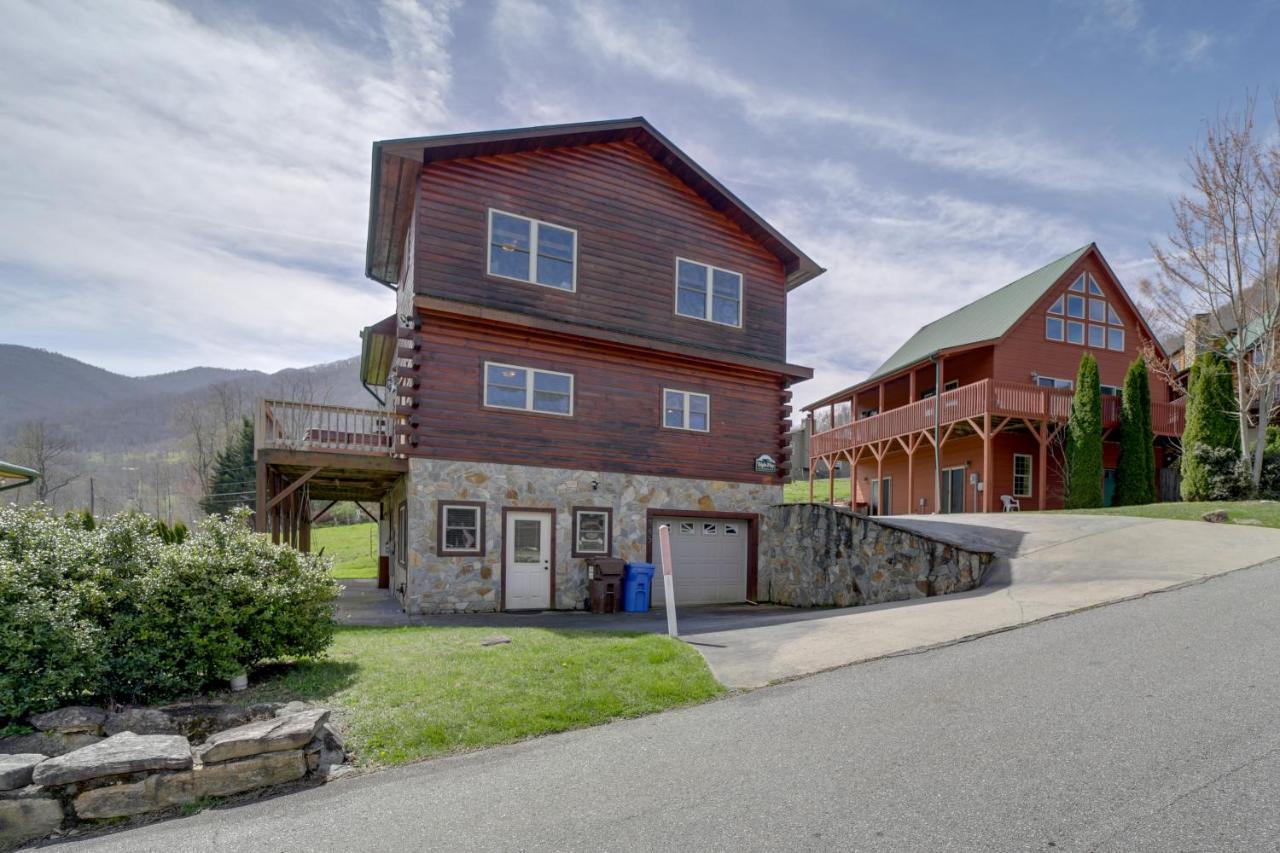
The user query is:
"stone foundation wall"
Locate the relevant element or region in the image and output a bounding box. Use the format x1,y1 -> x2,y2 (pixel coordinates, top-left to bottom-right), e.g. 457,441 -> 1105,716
402,458 -> 779,614
762,503 -> 993,607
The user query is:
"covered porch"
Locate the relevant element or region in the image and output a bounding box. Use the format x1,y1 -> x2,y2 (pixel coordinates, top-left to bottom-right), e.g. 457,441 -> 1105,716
253,398 -> 407,551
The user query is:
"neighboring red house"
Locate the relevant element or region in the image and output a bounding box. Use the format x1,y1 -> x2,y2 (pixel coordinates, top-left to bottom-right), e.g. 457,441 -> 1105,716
803,244 -> 1184,514
255,118 -> 822,613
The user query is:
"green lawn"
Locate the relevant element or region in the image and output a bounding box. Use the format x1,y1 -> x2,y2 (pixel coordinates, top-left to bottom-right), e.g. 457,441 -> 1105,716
783,478 -> 851,503
231,626 -> 723,766
312,522 -> 378,579
1060,500 -> 1280,528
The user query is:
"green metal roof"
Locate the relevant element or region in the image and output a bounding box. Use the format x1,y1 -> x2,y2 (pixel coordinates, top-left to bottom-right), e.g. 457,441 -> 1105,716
864,244 -> 1093,383
0,459 -> 38,492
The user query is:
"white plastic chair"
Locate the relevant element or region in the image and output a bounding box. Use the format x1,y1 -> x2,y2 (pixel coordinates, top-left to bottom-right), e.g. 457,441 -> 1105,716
1001,494 -> 1021,512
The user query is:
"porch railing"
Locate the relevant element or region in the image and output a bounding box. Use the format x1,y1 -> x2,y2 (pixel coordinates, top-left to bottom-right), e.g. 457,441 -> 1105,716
809,378 -> 1185,459
254,399 -> 404,457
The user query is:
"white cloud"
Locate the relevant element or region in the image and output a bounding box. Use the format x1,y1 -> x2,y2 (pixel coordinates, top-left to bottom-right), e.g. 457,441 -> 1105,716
568,0 -> 1179,196
0,0 -> 459,374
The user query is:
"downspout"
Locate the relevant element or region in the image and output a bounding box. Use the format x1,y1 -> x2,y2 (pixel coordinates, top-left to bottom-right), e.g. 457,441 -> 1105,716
931,351 -> 942,514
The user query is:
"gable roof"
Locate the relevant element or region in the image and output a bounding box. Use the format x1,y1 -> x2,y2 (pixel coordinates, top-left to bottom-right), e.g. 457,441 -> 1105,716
804,242 -> 1170,412
865,244 -> 1092,383
365,117 -> 823,291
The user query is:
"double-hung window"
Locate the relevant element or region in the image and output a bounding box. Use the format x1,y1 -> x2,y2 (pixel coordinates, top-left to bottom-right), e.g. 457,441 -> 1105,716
488,210 -> 577,291
437,501 -> 485,556
675,259 -> 742,327
1012,454 -> 1032,498
663,389 -> 710,432
484,362 -> 574,416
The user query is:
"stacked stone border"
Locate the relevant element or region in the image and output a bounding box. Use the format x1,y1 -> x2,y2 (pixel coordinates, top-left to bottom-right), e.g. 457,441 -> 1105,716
0,701 -> 349,849
763,503 -> 993,607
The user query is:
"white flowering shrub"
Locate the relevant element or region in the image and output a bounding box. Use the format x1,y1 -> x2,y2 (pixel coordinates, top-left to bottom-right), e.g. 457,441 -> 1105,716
0,504 -> 337,723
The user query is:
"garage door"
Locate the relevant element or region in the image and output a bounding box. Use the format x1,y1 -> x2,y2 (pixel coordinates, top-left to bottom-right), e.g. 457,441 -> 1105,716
651,516 -> 749,606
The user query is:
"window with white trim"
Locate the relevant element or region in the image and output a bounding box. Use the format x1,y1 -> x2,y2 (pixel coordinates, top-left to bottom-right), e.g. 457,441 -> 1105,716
487,210 -> 577,291
572,508 -> 611,556
1047,272 -> 1126,350
438,502 -> 484,555
484,362 -> 574,416
1035,376 -> 1074,389
675,258 -> 742,327
1013,454 -> 1032,498
663,389 -> 710,432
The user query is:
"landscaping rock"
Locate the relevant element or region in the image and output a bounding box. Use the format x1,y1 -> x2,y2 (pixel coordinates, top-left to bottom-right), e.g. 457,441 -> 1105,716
31,732 -> 192,787
30,706 -> 106,735
73,750 -> 307,820
1202,509 -> 1230,523
103,708 -> 179,737
0,731 -> 102,758
197,710 -> 329,765
158,703 -> 249,742
480,634 -> 512,646
0,796 -> 63,849
274,701 -> 309,718
303,723 -> 345,775
0,755 -> 45,791
247,702 -> 284,720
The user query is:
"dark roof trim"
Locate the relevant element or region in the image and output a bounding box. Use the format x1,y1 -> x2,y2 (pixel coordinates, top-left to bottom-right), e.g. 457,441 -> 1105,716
366,117 -> 824,290
414,294 -> 814,381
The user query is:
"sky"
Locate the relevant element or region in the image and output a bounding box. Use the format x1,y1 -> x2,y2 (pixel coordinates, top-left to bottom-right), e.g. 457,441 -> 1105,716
1,0 -> 1277,408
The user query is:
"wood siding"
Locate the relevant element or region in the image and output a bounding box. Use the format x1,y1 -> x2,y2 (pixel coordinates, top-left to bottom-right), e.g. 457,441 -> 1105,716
412,140 -> 789,364
399,312 -> 789,484
996,252 -> 1170,403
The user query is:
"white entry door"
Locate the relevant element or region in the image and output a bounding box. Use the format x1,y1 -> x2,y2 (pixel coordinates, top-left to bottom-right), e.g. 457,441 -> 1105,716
505,511 -> 552,610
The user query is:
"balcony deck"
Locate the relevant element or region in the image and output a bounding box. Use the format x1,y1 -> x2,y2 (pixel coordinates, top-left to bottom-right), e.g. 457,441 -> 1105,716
254,399 -> 408,549
810,378 -> 1184,461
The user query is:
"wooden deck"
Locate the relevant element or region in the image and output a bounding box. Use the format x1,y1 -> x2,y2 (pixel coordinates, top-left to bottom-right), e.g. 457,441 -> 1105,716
810,378 -> 1183,459
808,378 -> 1184,513
254,400 -> 407,549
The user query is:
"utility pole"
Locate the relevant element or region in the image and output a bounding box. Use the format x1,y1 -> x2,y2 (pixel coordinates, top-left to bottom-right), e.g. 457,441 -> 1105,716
89,477 -> 95,516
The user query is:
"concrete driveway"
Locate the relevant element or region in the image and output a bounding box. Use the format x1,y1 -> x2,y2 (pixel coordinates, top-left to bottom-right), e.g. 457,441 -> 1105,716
339,513 -> 1280,690
686,512 -> 1280,688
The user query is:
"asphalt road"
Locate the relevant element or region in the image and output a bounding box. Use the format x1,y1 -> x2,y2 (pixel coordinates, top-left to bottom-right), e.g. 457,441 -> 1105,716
57,559 -> 1280,852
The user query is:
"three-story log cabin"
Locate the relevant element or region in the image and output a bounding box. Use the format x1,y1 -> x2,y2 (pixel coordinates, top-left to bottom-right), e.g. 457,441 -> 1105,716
804,244 -> 1183,514
346,118 -> 822,613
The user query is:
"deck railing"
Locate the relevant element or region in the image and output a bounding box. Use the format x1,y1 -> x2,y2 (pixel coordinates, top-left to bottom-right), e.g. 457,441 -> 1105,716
254,399 -> 404,457
810,378 -> 1185,459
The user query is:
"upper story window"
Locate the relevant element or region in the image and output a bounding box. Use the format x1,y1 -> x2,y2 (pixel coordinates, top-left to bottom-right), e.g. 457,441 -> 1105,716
675,259 -> 742,327
483,362 -> 574,416
1047,273 -> 1124,351
488,210 -> 577,291
663,389 -> 710,432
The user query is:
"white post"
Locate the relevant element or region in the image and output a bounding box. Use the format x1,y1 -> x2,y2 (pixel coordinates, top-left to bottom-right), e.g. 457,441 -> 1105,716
658,523 -> 678,638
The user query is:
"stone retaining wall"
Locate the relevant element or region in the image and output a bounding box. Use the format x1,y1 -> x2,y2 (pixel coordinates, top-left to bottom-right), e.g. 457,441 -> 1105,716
0,701 -> 347,849
763,503 -> 993,607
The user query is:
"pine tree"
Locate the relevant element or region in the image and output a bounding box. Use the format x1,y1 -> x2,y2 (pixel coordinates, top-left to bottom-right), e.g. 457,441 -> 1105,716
1180,353 -> 1239,501
1065,353 -> 1104,508
1114,357 -> 1155,506
200,417 -> 255,516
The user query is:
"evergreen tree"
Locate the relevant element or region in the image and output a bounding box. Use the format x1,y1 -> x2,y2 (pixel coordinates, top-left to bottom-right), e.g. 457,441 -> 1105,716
1180,353 -> 1239,501
1114,357 -> 1155,506
1065,353 -> 1104,508
200,417 -> 255,516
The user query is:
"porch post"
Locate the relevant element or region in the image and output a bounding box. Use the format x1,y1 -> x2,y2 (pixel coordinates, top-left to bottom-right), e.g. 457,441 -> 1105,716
875,445 -> 884,515
982,412 -> 993,513
909,370 -> 916,401
807,412 -> 815,503
848,450 -> 856,508
254,458 -> 267,532
1038,421 -> 1048,511
827,456 -> 835,505
906,440 -> 915,514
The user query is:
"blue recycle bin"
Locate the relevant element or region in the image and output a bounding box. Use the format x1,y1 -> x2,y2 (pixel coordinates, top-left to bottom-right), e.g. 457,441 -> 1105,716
622,562 -> 656,612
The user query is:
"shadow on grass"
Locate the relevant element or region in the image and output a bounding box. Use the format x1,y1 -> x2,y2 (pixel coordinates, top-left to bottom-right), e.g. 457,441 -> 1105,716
239,659 -> 361,704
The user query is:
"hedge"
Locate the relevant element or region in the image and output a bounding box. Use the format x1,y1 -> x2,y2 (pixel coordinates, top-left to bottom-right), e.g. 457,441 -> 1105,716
0,505 -> 337,724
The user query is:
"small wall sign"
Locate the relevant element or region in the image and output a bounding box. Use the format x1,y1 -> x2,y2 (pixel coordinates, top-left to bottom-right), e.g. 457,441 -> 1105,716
754,454 -> 777,474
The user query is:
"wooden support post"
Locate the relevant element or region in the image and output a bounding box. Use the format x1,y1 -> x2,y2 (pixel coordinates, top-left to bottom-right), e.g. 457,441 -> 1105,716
848,451 -> 856,508
828,456 -> 835,505
982,412 -> 993,513
299,485 -> 311,553
875,446 -> 884,515
906,439 -> 915,515
909,370 -> 916,402
254,458 -> 267,533
878,383 -> 885,413
1038,421 -> 1049,511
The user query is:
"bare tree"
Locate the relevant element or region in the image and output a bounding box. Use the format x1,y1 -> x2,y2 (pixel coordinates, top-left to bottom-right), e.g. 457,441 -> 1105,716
9,419 -> 81,506
1141,94 -> 1280,487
